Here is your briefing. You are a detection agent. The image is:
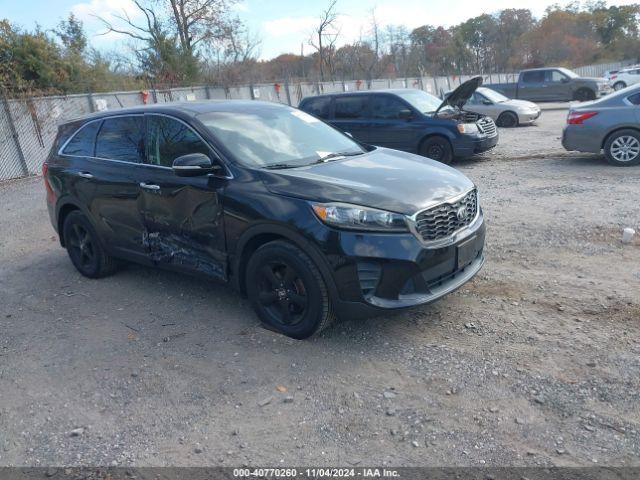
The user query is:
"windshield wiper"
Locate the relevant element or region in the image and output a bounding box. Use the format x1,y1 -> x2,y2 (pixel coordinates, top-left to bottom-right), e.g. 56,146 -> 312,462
314,151 -> 364,164
262,163 -> 301,170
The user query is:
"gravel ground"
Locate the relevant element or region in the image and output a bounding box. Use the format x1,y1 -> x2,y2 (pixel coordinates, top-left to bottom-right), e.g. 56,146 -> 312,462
0,110 -> 639,468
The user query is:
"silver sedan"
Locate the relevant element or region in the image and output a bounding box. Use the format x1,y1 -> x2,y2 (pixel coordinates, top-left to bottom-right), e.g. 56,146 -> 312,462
562,83 -> 640,166
460,87 -> 541,127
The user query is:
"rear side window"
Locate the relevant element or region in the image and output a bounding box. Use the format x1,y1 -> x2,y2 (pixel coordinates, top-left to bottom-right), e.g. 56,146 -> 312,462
522,71 -> 545,83
95,116 -> 146,163
147,115 -> 211,167
62,121 -> 101,156
334,96 -> 368,119
370,96 -> 409,119
627,93 -> 640,105
302,97 -> 332,119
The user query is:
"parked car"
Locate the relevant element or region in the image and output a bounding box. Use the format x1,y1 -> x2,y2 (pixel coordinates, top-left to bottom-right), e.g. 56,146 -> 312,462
562,83 -> 640,166
485,67 -> 611,102
43,101 -> 486,339
609,66 -> 640,91
444,87 -> 541,127
298,77 -> 498,164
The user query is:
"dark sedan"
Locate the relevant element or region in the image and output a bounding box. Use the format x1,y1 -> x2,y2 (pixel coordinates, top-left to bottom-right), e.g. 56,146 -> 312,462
298,78 -> 498,164
44,101 -> 485,338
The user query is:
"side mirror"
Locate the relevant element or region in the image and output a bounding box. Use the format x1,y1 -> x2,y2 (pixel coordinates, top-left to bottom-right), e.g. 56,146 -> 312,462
561,77 -> 570,83
482,99 -> 493,105
398,109 -> 414,120
172,153 -> 219,177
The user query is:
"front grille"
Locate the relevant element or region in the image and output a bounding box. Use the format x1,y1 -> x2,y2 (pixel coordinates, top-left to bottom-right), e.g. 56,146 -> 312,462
476,116 -> 497,137
414,189 -> 478,242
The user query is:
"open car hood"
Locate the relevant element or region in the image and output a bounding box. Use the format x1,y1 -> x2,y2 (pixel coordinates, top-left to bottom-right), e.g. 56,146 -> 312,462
435,76 -> 483,115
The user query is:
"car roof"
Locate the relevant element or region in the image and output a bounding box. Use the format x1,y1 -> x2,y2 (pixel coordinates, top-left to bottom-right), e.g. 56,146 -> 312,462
302,88 -> 424,102
62,100 -> 288,125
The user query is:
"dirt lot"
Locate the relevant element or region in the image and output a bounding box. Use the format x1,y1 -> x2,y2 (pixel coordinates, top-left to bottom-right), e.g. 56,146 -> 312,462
0,109 -> 639,468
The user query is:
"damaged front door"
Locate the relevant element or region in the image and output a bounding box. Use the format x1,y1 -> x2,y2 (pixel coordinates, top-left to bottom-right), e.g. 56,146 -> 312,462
140,114 -> 228,280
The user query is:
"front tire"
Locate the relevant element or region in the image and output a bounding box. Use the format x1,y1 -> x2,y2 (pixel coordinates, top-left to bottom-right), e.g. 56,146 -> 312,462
613,81 -> 627,91
419,136 -> 453,164
574,88 -> 596,102
496,111 -> 519,128
246,240 -> 335,339
63,211 -> 118,278
604,129 -> 640,166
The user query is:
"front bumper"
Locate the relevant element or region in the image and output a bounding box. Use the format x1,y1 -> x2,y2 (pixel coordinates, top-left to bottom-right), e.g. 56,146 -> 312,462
518,110 -> 541,124
453,134 -> 498,158
328,212 -> 486,319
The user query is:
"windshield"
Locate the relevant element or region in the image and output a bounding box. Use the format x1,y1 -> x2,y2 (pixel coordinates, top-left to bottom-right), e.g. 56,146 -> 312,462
558,67 -> 579,79
477,87 -> 509,103
197,105 -> 365,168
394,90 -> 443,114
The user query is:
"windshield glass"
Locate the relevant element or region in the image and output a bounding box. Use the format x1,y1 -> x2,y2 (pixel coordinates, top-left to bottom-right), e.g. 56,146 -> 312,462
394,90 -> 443,113
197,105 -> 365,168
477,87 -> 509,103
558,67 -> 579,79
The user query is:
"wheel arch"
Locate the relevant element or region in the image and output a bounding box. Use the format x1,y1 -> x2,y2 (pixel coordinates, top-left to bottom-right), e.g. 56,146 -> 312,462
56,200 -> 84,247
418,132 -> 454,153
601,126 -> 640,149
232,223 -> 338,301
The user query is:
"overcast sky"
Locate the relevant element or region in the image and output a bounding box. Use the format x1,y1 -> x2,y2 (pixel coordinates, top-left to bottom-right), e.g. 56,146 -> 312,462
2,0 -> 639,59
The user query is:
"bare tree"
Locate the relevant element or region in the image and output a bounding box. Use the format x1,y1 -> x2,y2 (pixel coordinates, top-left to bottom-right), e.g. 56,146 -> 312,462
167,0 -> 236,54
308,0 -> 340,81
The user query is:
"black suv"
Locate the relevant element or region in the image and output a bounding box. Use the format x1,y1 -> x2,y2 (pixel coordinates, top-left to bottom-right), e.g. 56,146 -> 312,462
44,101 -> 485,339
298,78 -> 498,164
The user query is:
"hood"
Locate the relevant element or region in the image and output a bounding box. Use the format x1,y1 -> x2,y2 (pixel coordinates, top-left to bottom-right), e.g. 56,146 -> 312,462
259,148 -> 475,215
580,76 -> 606,83
435,76 -> 483,115
502,99 -> 539,110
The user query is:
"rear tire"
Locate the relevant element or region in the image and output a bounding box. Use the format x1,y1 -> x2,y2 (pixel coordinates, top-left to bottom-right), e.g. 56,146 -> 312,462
419,136 -> 453,164
613,81 -> 627,91
496,111 -> 519,128
574,88 -> 596,102
246,240 -> 335,339
604,129 -> 640,166
63,211 -> 118,278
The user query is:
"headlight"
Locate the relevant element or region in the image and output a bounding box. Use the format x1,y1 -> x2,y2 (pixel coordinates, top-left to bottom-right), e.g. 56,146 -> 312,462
311,203 -> 408,232
457,123 -> 479,135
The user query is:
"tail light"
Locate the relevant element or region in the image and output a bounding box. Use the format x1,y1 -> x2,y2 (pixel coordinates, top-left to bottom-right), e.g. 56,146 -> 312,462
42,162 -> 55,203
567,111 -> 598,125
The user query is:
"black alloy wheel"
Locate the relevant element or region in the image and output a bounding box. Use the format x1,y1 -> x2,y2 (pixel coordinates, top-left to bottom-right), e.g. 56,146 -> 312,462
63,210 -> 118,278
246,240 -> 334,339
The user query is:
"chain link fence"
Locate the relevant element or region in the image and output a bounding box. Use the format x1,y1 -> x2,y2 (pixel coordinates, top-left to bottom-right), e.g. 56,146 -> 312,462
0,59 -> 634,182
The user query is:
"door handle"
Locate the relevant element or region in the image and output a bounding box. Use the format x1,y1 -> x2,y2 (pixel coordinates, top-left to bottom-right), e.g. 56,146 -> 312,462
139,182 -> 160,190
78,171 -> 93,179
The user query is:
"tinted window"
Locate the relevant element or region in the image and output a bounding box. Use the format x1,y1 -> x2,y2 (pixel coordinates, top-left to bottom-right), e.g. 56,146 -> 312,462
62,121 -> 100,156
147,115 -> 211,167
95,116 -> 145,163
522,71 -> 545,83
334,96 -> 368,119
302,97 -> 332,119
370,96 -> 409,119
627,93 -> 640,105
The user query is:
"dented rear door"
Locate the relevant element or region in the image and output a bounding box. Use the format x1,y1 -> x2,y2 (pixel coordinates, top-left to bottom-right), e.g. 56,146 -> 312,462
139,114 -> 228,280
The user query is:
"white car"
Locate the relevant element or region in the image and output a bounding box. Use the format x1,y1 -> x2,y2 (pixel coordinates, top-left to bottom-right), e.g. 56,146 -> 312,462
609,66 -> 640,91
452,87 -> 541,128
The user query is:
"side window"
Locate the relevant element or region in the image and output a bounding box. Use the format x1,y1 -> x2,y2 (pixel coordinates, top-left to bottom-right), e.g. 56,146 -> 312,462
62,121 -> 101,156
467,93 -> 481,105
147,115 -> 211,167
334,96 -> 368,120
522,71 -> 544,83
302,97 -> 332,119
370,96 -> 409,119
548,70 -> 568,83
627,93 -> 640,105
95,116 -> 145,163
